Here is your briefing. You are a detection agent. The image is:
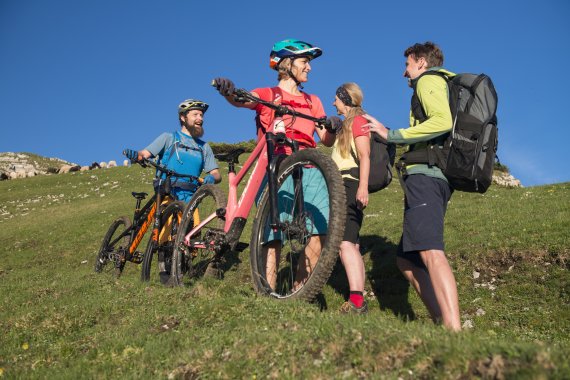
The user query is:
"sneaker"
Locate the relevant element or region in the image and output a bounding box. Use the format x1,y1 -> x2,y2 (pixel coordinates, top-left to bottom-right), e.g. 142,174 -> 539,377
339,300 -> 368,315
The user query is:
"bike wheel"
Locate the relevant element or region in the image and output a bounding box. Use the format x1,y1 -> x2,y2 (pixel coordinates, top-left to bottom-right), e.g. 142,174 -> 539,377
250,149 -> 346,301
141,201 -> 185,284
94,216 -> 132,278
171,185 -> 227,286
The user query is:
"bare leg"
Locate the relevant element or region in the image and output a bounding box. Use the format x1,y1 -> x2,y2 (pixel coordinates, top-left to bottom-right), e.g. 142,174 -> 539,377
293,235 -> 324,289
418,249 -> 460,331
264,241 -> 281,290
339,241 -> 365,292
397,256 -> 442,322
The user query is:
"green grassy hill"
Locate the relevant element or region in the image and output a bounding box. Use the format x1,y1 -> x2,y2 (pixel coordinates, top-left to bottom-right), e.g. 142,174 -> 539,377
0,154 -> 568,379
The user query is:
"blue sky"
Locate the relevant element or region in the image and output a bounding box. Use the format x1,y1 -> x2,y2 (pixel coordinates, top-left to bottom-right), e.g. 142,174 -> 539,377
1,0 -> 569,187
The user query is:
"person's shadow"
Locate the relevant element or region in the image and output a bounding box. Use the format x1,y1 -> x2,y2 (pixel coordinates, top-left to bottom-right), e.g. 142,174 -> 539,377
325,235 -> 416,320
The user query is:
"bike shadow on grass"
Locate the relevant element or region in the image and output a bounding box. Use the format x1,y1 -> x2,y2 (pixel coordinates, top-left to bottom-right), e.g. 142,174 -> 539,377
188,249 -> 243,281
321,234 -> 416,321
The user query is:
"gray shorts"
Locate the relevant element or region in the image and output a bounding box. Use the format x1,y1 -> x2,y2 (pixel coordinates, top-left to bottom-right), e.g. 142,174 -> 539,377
396,174 -> 452,268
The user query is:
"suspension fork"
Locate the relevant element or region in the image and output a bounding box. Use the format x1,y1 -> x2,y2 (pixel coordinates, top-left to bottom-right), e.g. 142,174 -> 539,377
151,178 -> 166,243
266,133 -> 300,229
292,162 -> 305,218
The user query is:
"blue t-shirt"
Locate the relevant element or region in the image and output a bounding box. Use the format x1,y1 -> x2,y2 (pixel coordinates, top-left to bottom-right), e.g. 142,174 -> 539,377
145,131 -> 218,202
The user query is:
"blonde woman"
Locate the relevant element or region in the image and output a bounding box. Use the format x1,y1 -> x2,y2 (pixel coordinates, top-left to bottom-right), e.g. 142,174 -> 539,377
332,83 -> 370,314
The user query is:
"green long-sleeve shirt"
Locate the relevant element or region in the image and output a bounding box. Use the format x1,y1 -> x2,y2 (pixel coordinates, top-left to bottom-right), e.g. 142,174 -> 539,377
388,67 -> 455,180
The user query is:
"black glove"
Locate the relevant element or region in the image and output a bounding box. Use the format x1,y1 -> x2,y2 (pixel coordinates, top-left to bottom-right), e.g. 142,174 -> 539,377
324,116 -> 343,134
123,149 -> 138,161
213,77 -> 235,97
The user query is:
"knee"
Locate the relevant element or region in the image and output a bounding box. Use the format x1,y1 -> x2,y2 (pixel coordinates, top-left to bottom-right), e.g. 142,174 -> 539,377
339,241 -> 357,253
419,249 -> 445,267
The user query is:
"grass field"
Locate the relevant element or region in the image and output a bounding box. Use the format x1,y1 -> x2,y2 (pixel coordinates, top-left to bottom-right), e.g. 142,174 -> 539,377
0,155 -> 569,379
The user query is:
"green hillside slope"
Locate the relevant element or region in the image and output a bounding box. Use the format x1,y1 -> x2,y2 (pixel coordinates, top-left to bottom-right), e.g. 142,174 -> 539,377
0,157 -> 568,379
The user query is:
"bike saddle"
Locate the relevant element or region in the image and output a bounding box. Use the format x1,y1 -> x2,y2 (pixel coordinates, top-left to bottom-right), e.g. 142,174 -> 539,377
215,148 -> 246,164
131,192 -> 148,200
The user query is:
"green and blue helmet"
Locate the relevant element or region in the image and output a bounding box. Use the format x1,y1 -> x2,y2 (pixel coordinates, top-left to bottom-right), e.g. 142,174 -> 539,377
269,39 -> 322,70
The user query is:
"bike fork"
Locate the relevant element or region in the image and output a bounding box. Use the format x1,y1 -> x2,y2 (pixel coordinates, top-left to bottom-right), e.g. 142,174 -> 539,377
266,133 -> 302,229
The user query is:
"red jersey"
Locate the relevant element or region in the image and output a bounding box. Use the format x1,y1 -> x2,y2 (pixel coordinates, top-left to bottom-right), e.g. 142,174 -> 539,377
252,87 -> 326,150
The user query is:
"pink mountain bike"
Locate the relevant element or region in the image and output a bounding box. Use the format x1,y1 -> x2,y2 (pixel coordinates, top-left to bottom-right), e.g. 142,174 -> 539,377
170,88 -> 346,301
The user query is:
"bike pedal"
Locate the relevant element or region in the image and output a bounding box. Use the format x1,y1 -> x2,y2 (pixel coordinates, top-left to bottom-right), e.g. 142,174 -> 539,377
130,251 -> 144,264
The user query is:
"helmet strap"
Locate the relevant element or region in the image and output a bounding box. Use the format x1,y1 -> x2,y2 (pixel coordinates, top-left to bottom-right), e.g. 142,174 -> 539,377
288,58 -> 304,89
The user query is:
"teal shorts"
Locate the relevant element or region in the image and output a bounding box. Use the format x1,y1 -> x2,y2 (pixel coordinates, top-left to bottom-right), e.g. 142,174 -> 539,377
261,167 -> 329,244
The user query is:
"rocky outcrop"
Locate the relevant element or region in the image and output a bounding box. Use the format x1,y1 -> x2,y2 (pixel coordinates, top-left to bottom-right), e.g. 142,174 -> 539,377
492,171 -> 523,188
7,163 -> 37,179
0,152 -> 122,181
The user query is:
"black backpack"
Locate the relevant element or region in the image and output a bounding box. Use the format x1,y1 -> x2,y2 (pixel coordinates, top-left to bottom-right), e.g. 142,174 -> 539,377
348,133 -> 396,193
401,71 -> 498,193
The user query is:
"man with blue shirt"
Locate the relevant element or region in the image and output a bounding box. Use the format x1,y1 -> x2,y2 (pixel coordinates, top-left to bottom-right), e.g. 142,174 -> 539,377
128,99 -> 221,202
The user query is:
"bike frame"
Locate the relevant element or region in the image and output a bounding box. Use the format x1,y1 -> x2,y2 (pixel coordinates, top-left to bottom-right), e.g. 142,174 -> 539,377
183,86 -> 331,250
107,167 -> 191,259
184,131 -> 297,247
128,194 -> 157,255
128,183 -> 174,256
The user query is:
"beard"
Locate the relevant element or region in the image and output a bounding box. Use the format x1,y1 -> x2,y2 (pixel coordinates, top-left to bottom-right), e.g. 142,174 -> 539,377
186,123 -> 204,138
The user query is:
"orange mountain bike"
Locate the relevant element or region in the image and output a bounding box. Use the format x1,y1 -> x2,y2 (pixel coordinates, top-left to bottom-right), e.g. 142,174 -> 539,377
94,154 -> 201,283
170,88 -> 347,302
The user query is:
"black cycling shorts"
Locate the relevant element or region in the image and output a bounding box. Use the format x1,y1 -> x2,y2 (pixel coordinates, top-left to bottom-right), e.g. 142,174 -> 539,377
396,174 -> 452,268
343,179 -> 364,244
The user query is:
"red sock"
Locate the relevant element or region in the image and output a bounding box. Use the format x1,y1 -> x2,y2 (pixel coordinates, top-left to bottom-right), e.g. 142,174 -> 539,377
349,291 -> 364,308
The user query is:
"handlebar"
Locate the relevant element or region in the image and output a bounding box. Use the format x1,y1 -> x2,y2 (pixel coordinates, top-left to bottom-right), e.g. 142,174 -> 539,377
211,80 -> 331,130
122,151 -> 203,184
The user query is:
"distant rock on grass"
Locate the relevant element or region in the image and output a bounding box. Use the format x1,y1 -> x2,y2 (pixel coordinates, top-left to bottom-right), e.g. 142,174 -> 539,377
0,152 -> 117,181
492,171 -> 523,188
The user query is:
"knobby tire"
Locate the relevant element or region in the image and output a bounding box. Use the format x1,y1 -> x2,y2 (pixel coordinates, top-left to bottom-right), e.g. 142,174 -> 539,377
94,216 -> 132,278
171,185 -> 227,286
141,201 -> 185,284
249,149 -> 346,302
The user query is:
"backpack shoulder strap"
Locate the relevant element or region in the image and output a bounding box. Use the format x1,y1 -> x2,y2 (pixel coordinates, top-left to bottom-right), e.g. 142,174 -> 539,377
349,141 -> 359,165
411,71 -> 448,123
271,86 -> 280,101
300,90 -> 313,112
255,87 -> 278,139
164,132 -> 179,162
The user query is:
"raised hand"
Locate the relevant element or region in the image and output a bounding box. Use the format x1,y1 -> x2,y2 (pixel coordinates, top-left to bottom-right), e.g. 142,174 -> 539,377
212,77 -> 235,97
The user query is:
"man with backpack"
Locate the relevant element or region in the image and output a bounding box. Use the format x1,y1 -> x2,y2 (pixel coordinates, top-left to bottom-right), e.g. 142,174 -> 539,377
364,42 -> 461,331
125,98 -> 221,202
